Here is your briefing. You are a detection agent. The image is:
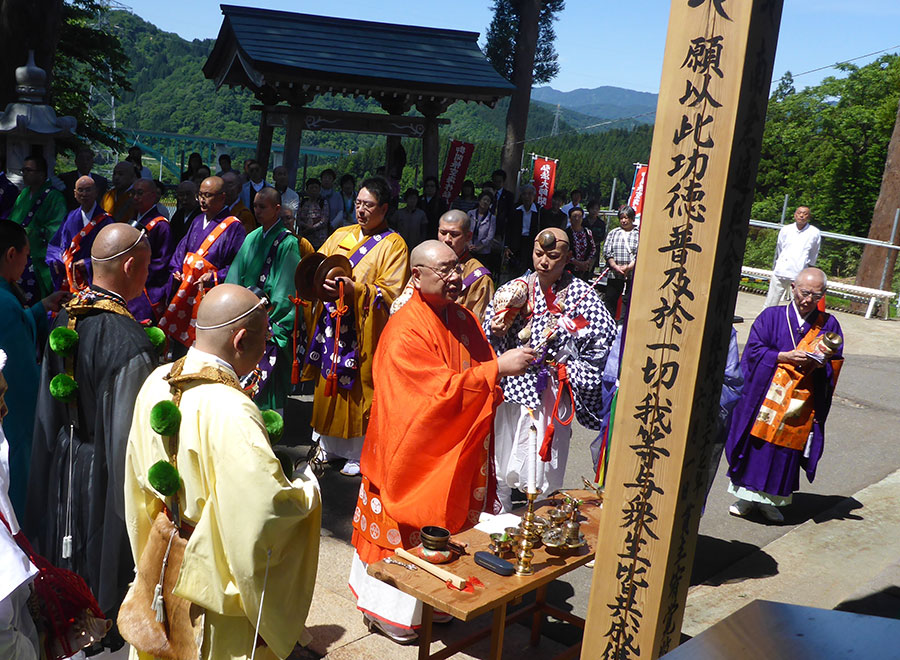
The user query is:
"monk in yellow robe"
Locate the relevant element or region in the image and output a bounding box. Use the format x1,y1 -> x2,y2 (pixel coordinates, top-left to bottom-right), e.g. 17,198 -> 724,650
349,241 -> 533,644
302,176 -> 409,476
125,285 -> 321,659
101,162 -> 138,223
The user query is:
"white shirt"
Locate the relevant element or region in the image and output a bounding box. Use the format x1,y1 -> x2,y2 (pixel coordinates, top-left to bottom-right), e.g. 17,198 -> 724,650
518,203 -> 538,236
80,202 -> 98,227
773,222 -> 821,280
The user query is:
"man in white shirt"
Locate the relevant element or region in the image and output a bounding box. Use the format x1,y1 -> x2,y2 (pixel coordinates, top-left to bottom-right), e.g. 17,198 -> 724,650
508,184 -> 541,272
765,206 -> 821,308
272,165 -> 300,215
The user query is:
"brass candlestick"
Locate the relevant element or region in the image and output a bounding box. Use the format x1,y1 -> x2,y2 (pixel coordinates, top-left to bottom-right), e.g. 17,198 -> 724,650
515,489 -> 541,576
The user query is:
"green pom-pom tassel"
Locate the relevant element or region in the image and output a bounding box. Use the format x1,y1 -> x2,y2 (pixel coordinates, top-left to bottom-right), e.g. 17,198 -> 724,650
49,327 -> 79,357
144,326 -> 166,352
150,400 -> 181,436
261,409 -> 284,443
49,373 -> 78,403
148,460 -> 181,497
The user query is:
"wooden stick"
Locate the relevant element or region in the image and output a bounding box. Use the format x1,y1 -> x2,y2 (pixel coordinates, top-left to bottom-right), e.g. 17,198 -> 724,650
395,548 -> 467,589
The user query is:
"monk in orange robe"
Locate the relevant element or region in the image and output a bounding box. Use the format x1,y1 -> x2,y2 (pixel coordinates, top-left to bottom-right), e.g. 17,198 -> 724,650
348,240 -> 534,644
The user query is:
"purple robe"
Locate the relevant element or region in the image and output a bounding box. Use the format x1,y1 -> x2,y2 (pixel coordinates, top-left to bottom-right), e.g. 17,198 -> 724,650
725,304 -> 843,497
127,208 -> 175,323
44,205 -> 114,291
165,207 -> 247,303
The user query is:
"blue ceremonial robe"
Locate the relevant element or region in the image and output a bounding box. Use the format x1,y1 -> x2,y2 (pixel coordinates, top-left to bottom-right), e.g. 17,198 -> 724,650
725,304 -> 843,497
0,278 -> 47,518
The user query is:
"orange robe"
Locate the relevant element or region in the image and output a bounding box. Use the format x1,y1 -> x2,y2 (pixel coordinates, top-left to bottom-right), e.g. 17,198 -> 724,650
100,188 -> 136,223
352,289 -> 501,565
302,224 -> 409,439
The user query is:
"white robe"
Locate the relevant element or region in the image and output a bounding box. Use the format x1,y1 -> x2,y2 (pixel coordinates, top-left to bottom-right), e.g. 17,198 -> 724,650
0,431 -> 40,660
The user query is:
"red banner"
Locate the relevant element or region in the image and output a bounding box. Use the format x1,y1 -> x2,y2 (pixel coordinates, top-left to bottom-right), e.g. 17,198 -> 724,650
439,141 -> 474,205
627,163 -> 649,225
533,157 -> 558,210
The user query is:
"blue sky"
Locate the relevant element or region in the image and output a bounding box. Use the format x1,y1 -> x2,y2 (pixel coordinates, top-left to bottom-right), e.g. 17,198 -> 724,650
126,0 -> 900,94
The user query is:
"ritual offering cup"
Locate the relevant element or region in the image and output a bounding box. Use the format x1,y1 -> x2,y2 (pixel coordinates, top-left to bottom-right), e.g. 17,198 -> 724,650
420,525 -> 451,551
489,532 -> 515,557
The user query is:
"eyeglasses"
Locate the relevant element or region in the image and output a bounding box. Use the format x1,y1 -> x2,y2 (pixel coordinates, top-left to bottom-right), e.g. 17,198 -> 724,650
795,288 -> 825,301
354,199 -> 379,210
420,263 -> 463,281
198,191 -> 224,200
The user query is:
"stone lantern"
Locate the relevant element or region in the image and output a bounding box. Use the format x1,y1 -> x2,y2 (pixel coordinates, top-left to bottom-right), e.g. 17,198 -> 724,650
0,50 -> 76,187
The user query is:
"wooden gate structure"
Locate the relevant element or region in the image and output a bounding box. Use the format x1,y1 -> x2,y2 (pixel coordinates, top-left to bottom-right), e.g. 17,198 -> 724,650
202,5 -> 513,187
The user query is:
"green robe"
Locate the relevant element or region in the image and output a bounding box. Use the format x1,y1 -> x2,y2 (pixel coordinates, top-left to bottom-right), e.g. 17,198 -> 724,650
9,182 -> 67,298
225,221 -> 301,410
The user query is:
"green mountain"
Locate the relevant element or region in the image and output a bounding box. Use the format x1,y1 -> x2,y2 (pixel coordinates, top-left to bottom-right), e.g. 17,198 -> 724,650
109,9 -> 650,167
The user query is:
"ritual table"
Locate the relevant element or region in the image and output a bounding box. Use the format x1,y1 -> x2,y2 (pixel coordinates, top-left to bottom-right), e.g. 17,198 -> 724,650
366,489 -> 601,660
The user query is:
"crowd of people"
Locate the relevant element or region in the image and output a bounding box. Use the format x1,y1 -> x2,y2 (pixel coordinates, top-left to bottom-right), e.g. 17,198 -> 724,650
0,142 -> 844,657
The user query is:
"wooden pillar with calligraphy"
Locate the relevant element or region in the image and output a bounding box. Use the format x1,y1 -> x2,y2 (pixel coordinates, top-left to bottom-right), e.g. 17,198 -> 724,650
581,1 -> 783,659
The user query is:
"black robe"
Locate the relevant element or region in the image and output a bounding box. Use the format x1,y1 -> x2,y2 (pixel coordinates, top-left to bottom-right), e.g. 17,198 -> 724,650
25,290 -> 157,617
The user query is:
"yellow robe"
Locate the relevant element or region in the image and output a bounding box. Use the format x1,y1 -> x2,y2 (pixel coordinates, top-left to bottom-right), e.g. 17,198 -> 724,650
302,224 -> 409,438
125,349 -> 321,660
460,255 -> 495,322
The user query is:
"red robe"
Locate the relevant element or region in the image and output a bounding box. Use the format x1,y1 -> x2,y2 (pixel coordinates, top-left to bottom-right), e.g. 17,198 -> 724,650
352,289 -> 501,565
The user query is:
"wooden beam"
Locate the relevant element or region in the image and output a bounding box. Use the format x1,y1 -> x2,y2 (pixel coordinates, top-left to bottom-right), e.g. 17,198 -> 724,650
252,105 -> 449,138
581,2 -> 783,658
255,108 -> 274,175
282,112 -> 303,192
422,115 -> 440,182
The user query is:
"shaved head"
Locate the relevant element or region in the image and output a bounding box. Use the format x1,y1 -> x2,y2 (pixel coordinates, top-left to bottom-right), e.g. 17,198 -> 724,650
410,240 -> 461,310
91,223 -> 148,264
74,175 -> 97,210
411,239 -> 456,268
536,227 -> 570,252
90,224 -> 151,300
132,177 -> 159,214
440,209 -> 470,232
195,284 -> 269,377
795,267 -> 827,289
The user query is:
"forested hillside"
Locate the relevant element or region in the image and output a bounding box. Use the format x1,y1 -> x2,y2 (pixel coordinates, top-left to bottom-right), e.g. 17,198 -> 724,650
109,9 -> 646,163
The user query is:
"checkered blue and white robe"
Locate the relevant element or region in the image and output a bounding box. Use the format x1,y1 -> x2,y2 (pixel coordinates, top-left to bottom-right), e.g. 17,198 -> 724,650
483,272 -> 616,430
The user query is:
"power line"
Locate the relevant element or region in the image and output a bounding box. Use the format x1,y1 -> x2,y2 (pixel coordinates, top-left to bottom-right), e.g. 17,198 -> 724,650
773,44 -> 900,85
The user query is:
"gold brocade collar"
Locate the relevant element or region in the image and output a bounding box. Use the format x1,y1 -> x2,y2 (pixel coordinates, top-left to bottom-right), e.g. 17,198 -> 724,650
65,287 -> 135,322
164,356 -> 244,396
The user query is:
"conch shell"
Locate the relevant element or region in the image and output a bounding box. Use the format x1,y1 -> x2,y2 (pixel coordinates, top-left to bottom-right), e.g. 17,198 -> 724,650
492,278 -> 529,332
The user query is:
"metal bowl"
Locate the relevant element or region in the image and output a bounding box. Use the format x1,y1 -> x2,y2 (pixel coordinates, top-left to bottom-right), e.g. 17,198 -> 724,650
420,525 -> 450,551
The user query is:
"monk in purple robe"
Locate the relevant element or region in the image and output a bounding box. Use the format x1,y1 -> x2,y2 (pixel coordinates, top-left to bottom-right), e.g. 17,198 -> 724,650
162,176 -> 246,348
127,178 -> 174,323
725,267 -> 843,523
45,176 -> 113,292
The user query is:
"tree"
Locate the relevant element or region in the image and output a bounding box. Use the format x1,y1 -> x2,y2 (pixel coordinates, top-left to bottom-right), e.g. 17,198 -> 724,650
0,0 -> 129,151
53,0 -> 131,149
484,0 -> 565,191
856,94 -> 900,290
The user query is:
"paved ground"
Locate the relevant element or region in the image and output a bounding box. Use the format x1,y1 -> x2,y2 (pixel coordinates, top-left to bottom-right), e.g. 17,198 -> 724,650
277,291 -> 900,658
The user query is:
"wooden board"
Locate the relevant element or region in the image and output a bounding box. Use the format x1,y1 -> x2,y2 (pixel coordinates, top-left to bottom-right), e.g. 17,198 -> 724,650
366,491 -> 601,622
582,1 -> 784,658
660,600 -> 900,659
